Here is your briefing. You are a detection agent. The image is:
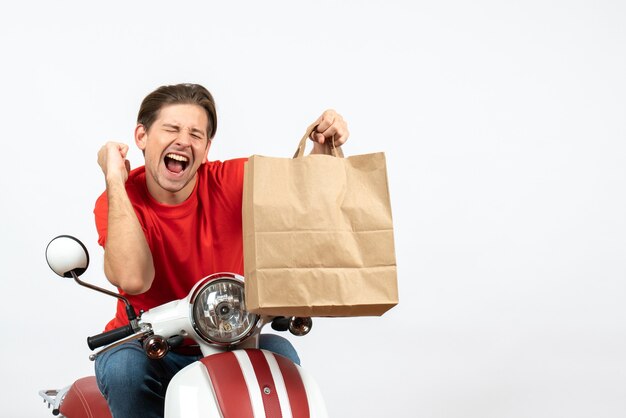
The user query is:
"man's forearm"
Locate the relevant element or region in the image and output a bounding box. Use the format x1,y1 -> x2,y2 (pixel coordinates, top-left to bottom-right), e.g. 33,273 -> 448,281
104,178 -> 155,295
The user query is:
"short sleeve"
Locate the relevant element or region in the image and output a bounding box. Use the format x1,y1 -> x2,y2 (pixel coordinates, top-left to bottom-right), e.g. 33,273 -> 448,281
94,191 -> 109,248
205,158 -> 248,211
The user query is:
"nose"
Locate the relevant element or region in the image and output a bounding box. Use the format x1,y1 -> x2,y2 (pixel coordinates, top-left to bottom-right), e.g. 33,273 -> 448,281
175,130 -> 193,147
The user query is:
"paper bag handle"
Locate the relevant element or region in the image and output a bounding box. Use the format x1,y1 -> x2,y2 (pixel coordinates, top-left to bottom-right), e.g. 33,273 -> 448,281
293,123 -> 344,159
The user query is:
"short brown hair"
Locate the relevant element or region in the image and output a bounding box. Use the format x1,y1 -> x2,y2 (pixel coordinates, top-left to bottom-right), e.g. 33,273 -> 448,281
137,83 -> 217,139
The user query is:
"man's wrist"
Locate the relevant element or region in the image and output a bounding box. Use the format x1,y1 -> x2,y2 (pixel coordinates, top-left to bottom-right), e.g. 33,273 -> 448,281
105,173 -> 127,189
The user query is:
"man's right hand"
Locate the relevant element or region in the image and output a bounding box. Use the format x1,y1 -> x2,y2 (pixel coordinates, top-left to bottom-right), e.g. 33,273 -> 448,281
98,142 -> 131,183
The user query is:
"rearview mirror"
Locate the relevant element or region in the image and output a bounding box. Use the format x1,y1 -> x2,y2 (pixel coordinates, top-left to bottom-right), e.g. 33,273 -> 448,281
45,235 -> 90,278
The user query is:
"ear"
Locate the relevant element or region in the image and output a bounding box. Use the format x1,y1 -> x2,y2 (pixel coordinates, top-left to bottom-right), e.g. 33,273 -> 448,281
135,124 -> 148,151
202,140 -> 211,164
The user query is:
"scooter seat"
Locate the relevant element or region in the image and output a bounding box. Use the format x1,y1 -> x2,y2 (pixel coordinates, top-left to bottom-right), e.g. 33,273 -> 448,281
60,376 -> 112,418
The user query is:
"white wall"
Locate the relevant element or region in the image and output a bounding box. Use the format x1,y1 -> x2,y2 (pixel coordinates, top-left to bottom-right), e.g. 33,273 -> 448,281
1,1 -> 625,417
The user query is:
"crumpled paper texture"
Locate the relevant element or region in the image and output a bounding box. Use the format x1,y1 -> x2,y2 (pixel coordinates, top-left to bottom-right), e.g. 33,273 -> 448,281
243,151 -> 398,317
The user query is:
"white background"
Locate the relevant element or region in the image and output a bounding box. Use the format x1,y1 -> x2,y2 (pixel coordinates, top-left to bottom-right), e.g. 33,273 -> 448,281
1,1 -> 625,417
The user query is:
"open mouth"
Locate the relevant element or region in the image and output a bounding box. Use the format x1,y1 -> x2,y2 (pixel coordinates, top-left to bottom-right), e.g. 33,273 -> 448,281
164,153 -> 189,174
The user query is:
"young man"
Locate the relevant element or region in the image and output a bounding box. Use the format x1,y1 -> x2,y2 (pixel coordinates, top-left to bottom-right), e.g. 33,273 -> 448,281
93,83 -> 349,418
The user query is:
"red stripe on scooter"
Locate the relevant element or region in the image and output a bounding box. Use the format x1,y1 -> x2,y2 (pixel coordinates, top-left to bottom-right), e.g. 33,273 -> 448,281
275,354 -> 310,418
200,352 -> 254,418
246,349 -> 283,418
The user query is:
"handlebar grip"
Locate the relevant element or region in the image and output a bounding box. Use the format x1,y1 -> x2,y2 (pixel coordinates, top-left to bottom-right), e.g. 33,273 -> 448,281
87,325 -> 135,350
271,316 -> 290,332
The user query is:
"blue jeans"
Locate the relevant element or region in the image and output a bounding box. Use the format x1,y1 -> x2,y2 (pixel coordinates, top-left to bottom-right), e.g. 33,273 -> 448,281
94,334 -> 299,418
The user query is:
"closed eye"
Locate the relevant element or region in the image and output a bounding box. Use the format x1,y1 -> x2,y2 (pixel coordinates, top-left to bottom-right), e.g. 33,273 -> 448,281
162,124 -> 180,133
190,129 -> 206,140
161,123 -> 205,140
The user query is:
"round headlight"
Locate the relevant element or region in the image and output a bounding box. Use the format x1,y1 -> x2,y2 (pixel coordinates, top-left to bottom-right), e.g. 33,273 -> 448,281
190,275 -> 259,345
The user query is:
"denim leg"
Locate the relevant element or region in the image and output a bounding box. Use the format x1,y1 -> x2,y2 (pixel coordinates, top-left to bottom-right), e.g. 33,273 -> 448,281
259,333 -> 301,365
94,340 -> 199,418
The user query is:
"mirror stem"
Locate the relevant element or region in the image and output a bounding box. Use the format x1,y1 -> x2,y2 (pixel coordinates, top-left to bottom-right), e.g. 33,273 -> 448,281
70,271 -> 139,329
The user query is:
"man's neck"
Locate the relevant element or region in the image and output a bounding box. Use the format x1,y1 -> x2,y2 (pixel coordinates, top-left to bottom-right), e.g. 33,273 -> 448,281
146,174 -> 197,206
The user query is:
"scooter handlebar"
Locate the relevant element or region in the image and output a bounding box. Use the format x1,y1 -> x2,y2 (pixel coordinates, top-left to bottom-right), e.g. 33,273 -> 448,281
271,316 -> 291,332
87,325 -> 135,350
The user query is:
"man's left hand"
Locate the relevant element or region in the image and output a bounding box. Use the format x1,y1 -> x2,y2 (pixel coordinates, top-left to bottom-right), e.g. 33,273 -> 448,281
309,109 -> 349,153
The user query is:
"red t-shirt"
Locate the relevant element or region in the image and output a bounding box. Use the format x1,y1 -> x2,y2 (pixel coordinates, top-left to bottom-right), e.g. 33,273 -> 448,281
94,158 -> 247,331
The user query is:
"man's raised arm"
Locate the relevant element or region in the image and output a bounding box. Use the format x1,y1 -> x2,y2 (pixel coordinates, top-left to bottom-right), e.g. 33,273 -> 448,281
97,142 -> 155,295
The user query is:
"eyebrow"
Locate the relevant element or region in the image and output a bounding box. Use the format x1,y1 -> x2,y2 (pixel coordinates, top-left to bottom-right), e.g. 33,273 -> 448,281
189,127 -> 206,136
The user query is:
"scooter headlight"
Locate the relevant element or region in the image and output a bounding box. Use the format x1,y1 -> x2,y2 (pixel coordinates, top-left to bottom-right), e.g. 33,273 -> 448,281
190,274 -> 259,345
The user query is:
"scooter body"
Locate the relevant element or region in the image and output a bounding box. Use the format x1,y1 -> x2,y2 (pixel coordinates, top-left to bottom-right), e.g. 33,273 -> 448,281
40,235 -> 327,418
165,349 -> 326,418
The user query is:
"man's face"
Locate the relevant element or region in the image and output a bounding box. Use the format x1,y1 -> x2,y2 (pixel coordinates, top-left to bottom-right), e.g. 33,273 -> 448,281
135,103 -> 211,204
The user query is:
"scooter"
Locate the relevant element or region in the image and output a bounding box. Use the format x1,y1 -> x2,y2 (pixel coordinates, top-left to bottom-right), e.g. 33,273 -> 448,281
40,235 -> 327,418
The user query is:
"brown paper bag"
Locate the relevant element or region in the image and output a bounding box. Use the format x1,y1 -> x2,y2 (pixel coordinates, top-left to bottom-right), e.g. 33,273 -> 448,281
242,124 -> 398,316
